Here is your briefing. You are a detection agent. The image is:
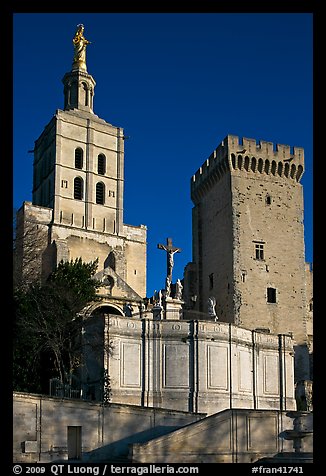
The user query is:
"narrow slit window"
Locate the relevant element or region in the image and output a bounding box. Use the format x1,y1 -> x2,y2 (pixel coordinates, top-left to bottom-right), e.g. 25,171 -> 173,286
74,177 -> 83,200
75,148 -> 83,169
98,154 -> 106,175
96,182 -> 105,204
267,287 -> 277,303
82,82 -> 88,106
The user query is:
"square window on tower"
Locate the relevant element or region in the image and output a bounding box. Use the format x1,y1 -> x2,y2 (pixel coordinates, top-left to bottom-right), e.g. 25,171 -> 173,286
254,242 -> 265,260
267,287 -> 277,303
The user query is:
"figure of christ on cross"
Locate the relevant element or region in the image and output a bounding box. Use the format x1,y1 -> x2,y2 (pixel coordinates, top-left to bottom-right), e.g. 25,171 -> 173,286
157,238 -> 182,294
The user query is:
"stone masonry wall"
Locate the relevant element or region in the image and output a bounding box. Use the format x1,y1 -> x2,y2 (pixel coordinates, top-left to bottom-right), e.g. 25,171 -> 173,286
13,393 -> 205,463
189,134 -> 308,348
231,170 -> 307,345
104,315 -> 295,415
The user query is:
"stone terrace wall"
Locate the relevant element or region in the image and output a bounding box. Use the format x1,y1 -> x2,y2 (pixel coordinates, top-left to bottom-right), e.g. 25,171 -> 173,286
13,392 -> 205,463
106,317 -> 296,415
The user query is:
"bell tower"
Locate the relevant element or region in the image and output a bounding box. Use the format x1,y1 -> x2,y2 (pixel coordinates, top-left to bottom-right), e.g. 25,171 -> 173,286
32,24 -> 124,236
19,24 -> 147,298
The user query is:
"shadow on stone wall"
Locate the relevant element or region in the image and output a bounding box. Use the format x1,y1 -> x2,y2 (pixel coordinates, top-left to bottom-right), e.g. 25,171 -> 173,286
81,425 -> 180,462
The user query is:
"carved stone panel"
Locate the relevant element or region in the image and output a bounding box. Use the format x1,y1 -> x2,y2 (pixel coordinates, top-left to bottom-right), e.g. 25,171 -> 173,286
247,414 -> 278,451
238,350 -> 253,393
163,344 -> 189,388
120,342 -> 142,387
207,344 -> 229,390
263,353 -> 280,395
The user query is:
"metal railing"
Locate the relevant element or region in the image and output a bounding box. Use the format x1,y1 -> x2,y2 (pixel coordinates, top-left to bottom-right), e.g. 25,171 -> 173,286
49,378 -> 81,399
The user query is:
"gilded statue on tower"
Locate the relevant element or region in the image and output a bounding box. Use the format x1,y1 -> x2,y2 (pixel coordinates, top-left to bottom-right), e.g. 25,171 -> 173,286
72,24 -> 91,71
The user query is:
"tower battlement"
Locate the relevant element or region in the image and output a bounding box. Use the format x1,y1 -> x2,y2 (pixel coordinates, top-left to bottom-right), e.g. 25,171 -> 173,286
225,134 -> 304,161
191,135 -> 305,203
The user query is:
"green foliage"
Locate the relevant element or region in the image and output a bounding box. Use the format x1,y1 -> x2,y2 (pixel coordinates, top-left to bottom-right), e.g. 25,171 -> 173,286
49,258 -> 100,310
13,258 -> 100,393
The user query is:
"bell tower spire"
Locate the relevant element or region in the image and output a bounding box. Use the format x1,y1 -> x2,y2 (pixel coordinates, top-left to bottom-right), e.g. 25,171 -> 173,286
62,24 -> 96,113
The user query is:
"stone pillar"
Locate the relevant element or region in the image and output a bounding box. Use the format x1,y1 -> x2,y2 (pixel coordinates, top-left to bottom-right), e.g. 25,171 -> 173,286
143,319 -> 162,407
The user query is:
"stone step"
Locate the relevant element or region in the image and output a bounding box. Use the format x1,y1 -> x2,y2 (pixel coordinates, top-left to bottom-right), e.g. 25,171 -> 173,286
257,452 -> 313,463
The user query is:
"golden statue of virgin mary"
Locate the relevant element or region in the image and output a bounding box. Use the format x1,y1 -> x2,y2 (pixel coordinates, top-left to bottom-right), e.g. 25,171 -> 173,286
72,24 -> 91,71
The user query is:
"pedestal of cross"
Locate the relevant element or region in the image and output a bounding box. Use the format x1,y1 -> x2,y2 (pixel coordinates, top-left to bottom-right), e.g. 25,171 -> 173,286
164,296 -> 184,320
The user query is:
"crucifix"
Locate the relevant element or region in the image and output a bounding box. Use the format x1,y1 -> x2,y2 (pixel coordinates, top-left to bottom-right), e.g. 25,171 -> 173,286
157,238 -> 182,295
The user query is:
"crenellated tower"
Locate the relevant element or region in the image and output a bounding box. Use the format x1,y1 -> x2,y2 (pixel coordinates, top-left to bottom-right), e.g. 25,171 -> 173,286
184,134 -> 311,380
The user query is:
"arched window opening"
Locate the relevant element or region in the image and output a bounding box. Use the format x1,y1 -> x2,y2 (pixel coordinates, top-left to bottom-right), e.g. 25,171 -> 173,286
70,81 -> 77,106
271,161 -> 277,176
231,153 -> 236,169
104,251 -> 116,271
277,161 -> 283,177
309,299 -> 313,312
251,157 -> 256,172
244,156 -> 250,171
75,148 -> 83,169
264,160 -> 270,174
290,163 -> 296,179
74,177 -> 83,200
98,154 -> 106,175
96,182 -> 105,204
296,165 -> 304,182
237,155 -> 243,170
258,158 -> 264,173
284,162 -> 290,177
81,82 -> 88,106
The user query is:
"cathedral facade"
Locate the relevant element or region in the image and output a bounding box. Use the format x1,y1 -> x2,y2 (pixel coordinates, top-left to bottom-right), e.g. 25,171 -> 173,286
14,25 -> 312,418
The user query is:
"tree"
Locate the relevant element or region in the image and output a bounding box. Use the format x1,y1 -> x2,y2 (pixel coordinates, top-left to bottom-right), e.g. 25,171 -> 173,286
13,258 -> 105,393
13,207 -> 49,291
